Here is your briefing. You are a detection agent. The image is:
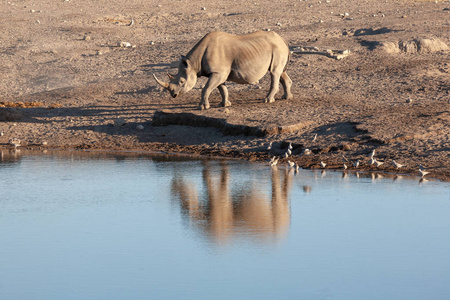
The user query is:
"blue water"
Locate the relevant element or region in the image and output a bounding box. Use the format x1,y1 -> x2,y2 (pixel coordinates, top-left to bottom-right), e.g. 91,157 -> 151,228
0,149 -> 449,300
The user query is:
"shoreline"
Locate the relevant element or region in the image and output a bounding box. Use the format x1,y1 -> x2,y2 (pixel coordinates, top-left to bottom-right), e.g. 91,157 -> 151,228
1,143 -> 447,182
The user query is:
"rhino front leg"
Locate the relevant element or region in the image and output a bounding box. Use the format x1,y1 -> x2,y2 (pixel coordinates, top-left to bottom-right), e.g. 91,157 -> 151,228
218,84 -> 231,107
200,73 -> 226,110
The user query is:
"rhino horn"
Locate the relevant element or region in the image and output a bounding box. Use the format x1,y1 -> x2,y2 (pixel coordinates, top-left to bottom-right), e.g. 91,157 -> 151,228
167,72 -> 176,80
153,74 -> 169,89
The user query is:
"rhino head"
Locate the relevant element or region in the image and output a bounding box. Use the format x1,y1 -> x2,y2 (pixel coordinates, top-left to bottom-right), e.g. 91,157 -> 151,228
153,56 -> 197,98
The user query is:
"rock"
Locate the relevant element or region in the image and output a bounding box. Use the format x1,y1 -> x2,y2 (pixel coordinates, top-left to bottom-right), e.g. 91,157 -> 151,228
113,118 -> 127,127
136,125 -> 144,130
379,38 -> 449,54
118,41 -> 132,48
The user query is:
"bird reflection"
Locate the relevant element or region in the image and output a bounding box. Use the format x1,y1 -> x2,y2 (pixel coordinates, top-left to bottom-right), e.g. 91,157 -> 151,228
0,148 -> 23,163
171,161 -> 292,246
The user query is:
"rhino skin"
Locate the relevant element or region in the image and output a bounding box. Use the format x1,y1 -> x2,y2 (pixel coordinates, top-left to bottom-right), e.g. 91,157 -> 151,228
153,31 -> 293,110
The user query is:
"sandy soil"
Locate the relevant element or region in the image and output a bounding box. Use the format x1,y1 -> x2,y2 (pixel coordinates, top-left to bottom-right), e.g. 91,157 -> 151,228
1,0 -> 449,180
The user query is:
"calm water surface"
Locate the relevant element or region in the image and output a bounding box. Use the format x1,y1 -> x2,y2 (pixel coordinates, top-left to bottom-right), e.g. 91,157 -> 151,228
0,149 -> 449,300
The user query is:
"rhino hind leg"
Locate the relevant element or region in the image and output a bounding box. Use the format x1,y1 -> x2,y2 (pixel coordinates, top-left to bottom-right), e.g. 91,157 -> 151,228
264,70 -> 282,103
280,72 -> 293,100
218,84 -> 231,107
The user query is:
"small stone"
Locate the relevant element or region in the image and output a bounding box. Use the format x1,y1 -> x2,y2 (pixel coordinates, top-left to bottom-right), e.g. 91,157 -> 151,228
0,132 -> 4,136
201,7 -> 206,10
84,35 -> 91,41
118,41 -> 131,48
342,144 -> 352,151
406,98 -> 412,103
42,141 -> 48,146
149,41 -> 155,45
136,125 -> 144,130
114,118 -> 127,127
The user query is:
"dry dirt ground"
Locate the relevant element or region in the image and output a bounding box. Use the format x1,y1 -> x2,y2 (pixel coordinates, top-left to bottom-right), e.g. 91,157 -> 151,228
1,0 -> 449,180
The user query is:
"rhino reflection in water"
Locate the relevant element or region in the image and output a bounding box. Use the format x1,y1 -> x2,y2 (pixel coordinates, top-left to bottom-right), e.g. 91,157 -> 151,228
171,161 -> 292,245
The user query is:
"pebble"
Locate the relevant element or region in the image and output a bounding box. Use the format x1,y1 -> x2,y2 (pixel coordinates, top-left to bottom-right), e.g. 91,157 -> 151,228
136,125 -> 144,130
114,118 -> 127,127
118,41 -> 132,48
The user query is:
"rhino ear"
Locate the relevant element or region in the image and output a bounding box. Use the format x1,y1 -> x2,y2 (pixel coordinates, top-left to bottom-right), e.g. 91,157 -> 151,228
181,56 -> 191,69
181,58 -> 188,68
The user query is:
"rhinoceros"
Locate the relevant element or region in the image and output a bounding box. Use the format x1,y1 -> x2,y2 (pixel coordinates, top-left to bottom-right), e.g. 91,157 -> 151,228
153,31 -> 293,110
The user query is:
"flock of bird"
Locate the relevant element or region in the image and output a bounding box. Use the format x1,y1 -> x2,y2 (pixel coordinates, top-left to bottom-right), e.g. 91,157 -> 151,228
266,138 -> 431,179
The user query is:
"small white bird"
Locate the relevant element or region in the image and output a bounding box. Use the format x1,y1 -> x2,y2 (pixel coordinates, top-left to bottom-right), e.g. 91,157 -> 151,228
343,163 -> 347,170
374,159 -> 384,167
288,142 -> 293,150
287,160 -> 295,169
287,148 -> 292,156
320,161 -> 327,168
269,156 -> 276,164
419,169 -> 430,178
267,142 -> 273,150
369,157 -> 376,165
392,160 -> 405,169
9,139 -> 21,149
304,149 -> 312,155
294,163 -> 300,173
312,133 -> 317,142
353,160 -> 360,168
270,158 -> 279,166
370,150 -> 376,160
284,152 -> 289,159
